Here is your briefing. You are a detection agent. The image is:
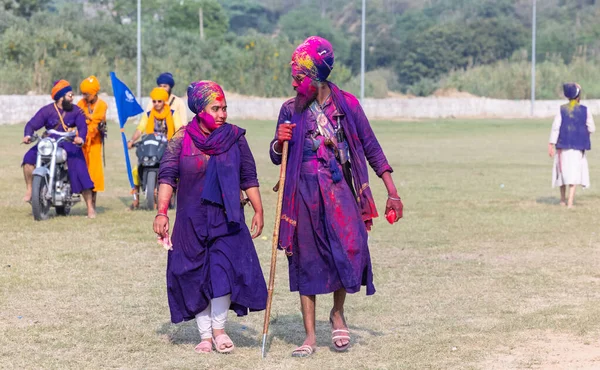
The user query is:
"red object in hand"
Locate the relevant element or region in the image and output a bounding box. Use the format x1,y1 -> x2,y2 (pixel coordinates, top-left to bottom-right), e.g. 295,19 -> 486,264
385,209 -> 396,224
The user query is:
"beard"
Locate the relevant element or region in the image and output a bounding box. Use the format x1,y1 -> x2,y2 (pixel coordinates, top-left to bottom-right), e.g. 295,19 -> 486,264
293,78 -> 318,113
62,100 -> 74,112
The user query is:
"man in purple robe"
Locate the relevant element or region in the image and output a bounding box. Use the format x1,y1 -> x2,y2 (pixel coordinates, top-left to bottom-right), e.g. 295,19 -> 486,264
22,80 -> 96,218
270,36 -> 404,357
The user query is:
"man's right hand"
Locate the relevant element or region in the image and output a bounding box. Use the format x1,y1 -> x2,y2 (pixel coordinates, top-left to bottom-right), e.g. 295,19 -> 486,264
22,136 -> 31,144
277,123 -> 296,145
548,143 -> 555,157
127,140 -> 134,149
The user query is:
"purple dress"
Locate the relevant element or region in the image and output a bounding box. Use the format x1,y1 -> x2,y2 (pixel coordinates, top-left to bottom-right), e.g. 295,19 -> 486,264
270,92 -> 392,296
158,126 -> 267,323
23,103 -> 94,194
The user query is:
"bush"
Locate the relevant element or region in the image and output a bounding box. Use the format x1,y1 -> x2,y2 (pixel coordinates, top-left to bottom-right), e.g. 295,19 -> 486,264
440,54 -> 600,99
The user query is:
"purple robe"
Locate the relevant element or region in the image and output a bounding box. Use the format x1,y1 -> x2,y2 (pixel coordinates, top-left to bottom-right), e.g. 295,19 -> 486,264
158,124 -> 267,323
22,103 -> 94,194
270,88 -> 392,296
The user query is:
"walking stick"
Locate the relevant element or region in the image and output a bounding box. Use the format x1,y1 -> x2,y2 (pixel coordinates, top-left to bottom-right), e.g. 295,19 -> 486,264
261,140 -> 289,359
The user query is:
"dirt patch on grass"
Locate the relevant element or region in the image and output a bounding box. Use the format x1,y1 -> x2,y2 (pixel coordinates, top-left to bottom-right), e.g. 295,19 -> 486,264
484,331 -> 600,369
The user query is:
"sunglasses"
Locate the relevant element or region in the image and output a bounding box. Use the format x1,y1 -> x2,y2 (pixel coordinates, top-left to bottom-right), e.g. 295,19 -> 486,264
152,100 -> 164,103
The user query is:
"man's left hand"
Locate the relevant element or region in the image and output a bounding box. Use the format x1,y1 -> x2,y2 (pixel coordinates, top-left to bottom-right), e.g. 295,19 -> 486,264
73,136 -> 84,145
385,196 -> 403,223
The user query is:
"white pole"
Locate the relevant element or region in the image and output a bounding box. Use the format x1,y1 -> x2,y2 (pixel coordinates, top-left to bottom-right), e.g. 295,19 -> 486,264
360,0 -> 366,102
199,8 -> 204,40
530,0 -> 536,116
136,0 -> 141,99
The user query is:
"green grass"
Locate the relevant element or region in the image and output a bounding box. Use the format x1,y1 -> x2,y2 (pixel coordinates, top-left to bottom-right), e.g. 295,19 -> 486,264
2,119 -> 600,369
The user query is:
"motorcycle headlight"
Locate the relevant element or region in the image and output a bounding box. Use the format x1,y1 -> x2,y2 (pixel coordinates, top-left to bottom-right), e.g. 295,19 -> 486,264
143,156 -> 149,162
151,156 -> 157,162
37,139 -> 53,156
55,147 -> 67,164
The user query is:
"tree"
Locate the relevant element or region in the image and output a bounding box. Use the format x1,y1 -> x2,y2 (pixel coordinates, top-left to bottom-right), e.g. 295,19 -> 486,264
220,0 -> 278,35
163,0 -> 228,38
278,5 -> 351,64
1,0 -> 51,18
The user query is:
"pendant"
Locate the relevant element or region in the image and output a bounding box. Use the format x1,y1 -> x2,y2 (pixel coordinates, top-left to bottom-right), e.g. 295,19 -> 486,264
311,137 -> 320,151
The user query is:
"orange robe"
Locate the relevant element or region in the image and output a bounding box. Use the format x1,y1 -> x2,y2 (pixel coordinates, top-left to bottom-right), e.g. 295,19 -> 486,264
77,98 -> 108,192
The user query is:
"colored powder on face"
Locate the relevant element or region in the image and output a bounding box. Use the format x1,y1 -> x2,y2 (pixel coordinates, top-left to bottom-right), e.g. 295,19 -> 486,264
187,80 -> 225,114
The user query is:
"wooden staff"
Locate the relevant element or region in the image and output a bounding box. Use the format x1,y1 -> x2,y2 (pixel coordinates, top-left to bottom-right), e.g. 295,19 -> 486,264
261,140 -> 289,359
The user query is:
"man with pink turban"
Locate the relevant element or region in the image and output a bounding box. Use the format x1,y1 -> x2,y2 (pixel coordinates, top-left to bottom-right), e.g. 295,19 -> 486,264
153,80 -> 267,354
270,36 -> 404,357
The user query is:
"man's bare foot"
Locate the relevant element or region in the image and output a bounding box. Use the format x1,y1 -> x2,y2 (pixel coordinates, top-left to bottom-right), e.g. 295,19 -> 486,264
87,210 -> 97,219
559,201 -> 567,207
23,193 -> 31,203
292,336 -> 317,357
330,309 -> 350,349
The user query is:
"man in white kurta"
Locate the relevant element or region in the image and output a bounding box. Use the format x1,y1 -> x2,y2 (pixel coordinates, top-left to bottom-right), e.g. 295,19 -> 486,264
548,83 -> 595,208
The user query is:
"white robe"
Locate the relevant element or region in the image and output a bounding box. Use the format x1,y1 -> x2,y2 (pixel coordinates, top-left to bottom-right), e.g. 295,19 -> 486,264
549,108 -> 596,188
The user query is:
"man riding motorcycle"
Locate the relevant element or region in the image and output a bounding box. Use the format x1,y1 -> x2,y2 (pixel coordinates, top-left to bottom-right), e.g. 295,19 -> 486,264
127,87 -> 182,209
22,80 -> 96,218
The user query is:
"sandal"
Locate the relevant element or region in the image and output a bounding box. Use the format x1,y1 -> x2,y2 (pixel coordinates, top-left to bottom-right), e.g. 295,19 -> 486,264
291,344 -> 316,357
212,333 -> 235,354
330,313 -> 351,352
194,340 -> 212,354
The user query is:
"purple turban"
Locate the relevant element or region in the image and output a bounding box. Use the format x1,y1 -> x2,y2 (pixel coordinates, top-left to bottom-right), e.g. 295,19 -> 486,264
563,83 -> 581,100
290,36 -> 335,82
186,80 -> 225,114
157,72 -> 175,88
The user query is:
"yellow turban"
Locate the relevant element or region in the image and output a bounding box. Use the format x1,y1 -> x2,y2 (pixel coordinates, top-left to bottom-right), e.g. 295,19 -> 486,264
80,75 -> 100,95
150,87 -> 168,102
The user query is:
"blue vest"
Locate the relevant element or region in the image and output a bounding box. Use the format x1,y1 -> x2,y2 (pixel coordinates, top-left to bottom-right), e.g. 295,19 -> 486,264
556,104 -> 591,151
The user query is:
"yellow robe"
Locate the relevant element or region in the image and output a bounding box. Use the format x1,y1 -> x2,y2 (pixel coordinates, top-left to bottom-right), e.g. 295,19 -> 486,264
77,98 -> 108,192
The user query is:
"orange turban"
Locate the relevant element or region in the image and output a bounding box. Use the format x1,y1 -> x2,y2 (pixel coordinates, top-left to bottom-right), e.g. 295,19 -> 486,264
150,87 -> 169,102
80,75 -> 100,95
51,80 -> 72,100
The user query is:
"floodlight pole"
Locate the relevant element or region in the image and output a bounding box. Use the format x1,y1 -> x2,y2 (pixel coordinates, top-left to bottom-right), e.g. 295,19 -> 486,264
136,0 -> 141,99
360,0 -> 366,102
530,0 -> 536,116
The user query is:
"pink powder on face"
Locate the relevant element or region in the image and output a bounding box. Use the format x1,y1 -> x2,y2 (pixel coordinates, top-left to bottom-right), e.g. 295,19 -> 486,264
199,111 -> 219,132
296,76 -> 316,97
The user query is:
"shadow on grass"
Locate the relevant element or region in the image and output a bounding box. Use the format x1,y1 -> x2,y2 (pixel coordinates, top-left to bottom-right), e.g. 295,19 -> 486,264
264,313 -> 386,353
536,196 -> 561,205
22,203 -> 109,219
156,320 -> 261,348
156,313 -> 385,353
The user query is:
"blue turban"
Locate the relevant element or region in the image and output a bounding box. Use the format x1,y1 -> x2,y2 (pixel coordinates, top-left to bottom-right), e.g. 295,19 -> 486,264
157,72 -> 175,88
563,83 -> 581,100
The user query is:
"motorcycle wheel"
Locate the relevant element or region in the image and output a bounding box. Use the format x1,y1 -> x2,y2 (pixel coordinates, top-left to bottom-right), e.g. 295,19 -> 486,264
31,175 -> 51,221
145,170 -> 157,210
56,205 -> 71,216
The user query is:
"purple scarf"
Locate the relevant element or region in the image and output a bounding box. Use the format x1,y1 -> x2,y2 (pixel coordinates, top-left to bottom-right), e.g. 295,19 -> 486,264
279,82 -> 378,254
187,116 -> 245,225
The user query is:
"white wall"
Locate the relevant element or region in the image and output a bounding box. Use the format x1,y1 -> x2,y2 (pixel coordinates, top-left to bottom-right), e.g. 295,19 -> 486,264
2,94 -> 597,125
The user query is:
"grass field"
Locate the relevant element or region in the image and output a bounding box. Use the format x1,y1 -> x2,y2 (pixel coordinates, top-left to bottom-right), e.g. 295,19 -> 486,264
2,118 -> 600,369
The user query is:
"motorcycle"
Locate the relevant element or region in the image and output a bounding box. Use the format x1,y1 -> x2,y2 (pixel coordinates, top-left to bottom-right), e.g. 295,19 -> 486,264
29,129 -> 81,221
134,133 -> 168,210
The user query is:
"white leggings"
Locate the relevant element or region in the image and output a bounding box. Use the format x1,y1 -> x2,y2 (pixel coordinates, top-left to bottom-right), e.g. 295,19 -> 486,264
195,295 -> 231,340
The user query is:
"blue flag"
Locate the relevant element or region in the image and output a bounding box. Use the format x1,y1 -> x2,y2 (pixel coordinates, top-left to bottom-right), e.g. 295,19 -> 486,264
110,72 -> 143,192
